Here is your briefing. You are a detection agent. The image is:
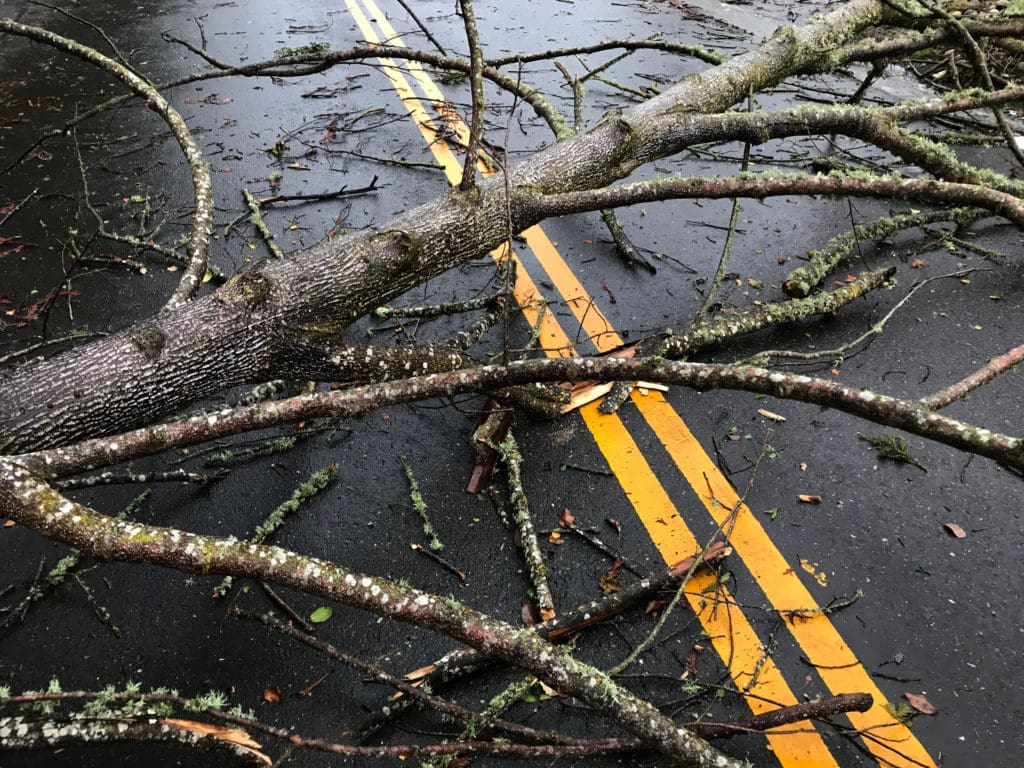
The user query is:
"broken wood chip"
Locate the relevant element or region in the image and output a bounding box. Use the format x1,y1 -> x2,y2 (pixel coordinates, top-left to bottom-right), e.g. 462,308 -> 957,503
161,719 -> 270,764
798,494 -> 822,504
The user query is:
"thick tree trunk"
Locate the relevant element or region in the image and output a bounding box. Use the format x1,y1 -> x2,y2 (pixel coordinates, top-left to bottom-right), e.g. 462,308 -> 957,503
0,0 -> 891,452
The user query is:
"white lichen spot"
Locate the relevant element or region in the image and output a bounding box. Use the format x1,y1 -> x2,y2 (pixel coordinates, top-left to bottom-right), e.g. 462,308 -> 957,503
360,576 -> 372,588
344,574 -> 357,587
370,583 -> 380,596
414,594 -> 431,606
859,390 -> 876,402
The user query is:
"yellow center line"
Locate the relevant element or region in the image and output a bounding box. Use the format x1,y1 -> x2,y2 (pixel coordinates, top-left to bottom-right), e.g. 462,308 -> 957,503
346,3 -> 835,764
346,2 -> 935,766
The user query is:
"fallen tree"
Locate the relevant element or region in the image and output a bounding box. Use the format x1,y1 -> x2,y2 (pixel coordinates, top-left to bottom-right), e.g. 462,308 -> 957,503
2,0 -> 1023,765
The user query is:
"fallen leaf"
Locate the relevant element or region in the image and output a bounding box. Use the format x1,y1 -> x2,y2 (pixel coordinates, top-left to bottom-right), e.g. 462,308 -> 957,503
798,494 -> 822,504
263,687 -> 280,703
911,259 -> 929,268
903,691 -> 938,715
757,408 -> 786,422
547,530 -> 564,545
606,517 -> 622,537
309,606 -> 333,623
559,507 -> 575,527
3,520 -> 14,527
598,570 -> 620,594
943,522 -> 967,539
161,719 -> 270,765
680,651 -> 699,679
521,601 -> 541,626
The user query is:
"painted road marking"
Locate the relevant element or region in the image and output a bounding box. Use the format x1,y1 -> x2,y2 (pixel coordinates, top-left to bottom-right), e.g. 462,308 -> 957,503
346,3 -> 936,766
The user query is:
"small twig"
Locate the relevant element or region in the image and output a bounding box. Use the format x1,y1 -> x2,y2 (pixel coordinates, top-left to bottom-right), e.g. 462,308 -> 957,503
921,341 -> 1024,410
243,188 -> 284,259
748,268 -> 986,366
599,208 -> 657,272
563,524 -> 644,577
410,544 -> 466,582
213,463 -> 336,597
457,0 -> 485,191
394,0 -> 447,55
698,89 -> 753,318
495,432 -> 555,620
374,292 -> 501,319
55,469 -> 223,489
0,331 -> 103,367
400,456 -> 444,552
260,582 -> 315,633
255,176 -> 379,205
0,187 -> 37,227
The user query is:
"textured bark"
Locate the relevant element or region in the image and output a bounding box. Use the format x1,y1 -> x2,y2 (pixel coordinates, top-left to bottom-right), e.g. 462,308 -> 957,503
0,0 -> 892,452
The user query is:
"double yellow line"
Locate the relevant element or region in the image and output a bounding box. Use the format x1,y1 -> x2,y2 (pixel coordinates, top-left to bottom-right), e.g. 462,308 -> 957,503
344,3 -> 936,766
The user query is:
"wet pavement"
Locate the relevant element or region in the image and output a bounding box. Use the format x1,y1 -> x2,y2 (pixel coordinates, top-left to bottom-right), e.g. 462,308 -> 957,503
1,1 -> 1022,767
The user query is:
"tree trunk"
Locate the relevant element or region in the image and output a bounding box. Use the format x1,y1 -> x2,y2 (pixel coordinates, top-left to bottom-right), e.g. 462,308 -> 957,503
0,0 -> 890,452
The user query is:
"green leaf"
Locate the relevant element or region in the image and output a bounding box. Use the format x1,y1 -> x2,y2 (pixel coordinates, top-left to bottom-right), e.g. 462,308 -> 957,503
763,507 -> 780,521
309,606 -> 333,623
129,194 -> 146,203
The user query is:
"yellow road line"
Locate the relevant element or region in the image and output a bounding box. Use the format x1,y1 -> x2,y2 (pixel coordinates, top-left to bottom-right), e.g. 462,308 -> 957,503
346,3 -> 837,763
346,2 -> 936,766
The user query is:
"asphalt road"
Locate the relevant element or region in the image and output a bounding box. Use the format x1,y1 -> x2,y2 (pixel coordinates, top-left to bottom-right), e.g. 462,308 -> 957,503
1,1 -> 1021,767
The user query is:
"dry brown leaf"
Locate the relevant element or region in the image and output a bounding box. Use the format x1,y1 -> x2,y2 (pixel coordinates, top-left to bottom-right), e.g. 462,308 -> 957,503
547,530 -> 564,545
903,691 -> 938,715
539,606 -> 556,622
911,259 -> 929,268
798,494 -> 822,504
262,687 -> 280,703
559,507 -> 575,527
943,522 -> 967,539
161,719 -> 270,764
757,408 -> 786,422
